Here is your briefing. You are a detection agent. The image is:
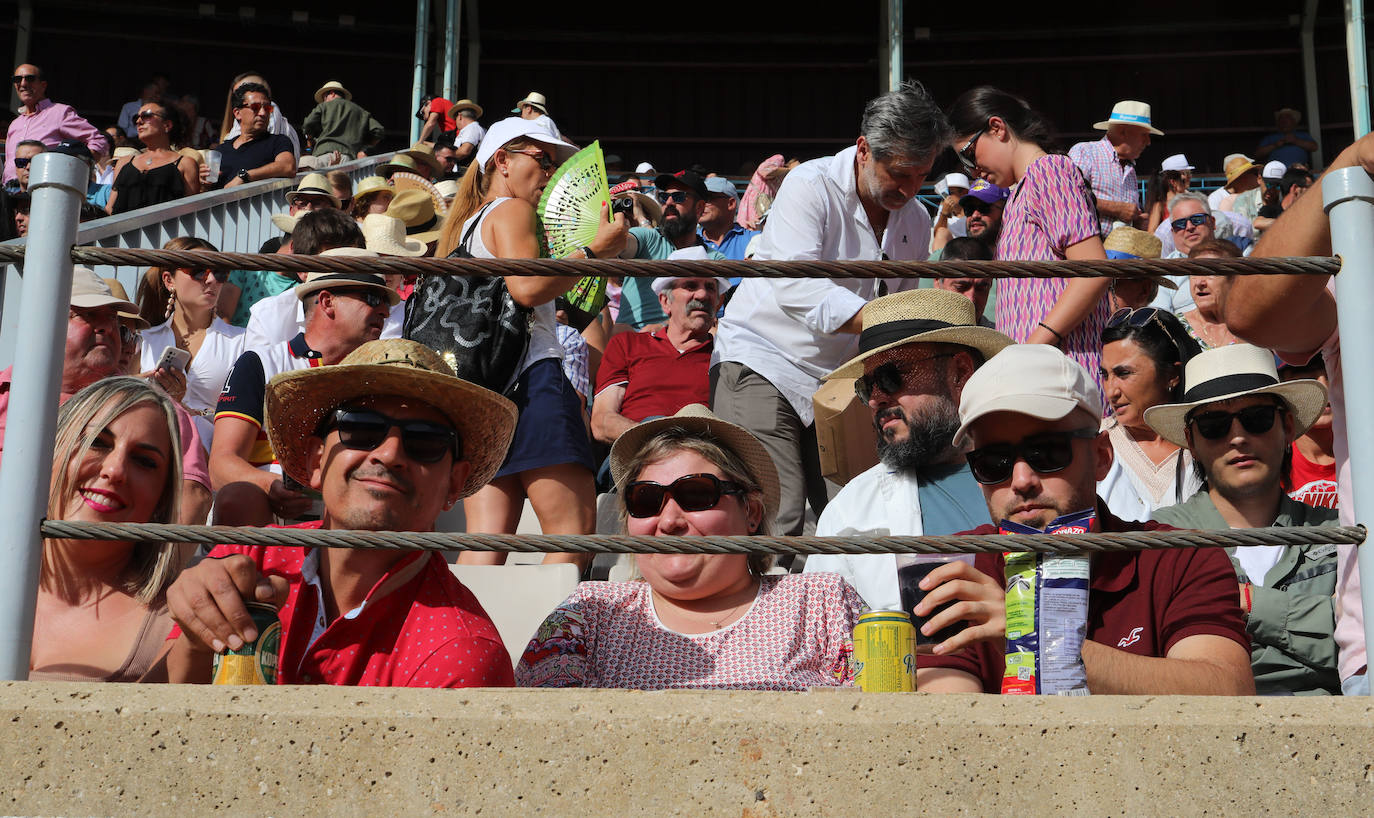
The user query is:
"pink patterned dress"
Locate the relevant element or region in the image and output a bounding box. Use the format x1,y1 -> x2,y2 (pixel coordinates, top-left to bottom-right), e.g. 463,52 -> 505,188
515,574 -> 865,690
995,153 -> 1111,385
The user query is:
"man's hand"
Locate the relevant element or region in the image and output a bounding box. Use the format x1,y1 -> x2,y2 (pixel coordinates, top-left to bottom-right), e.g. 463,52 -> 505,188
166,554 -> 289,654
1099,199 -> 1141,225
912,559 -> 1006,656
266,478 -> 313,520
937,194 -> 962,220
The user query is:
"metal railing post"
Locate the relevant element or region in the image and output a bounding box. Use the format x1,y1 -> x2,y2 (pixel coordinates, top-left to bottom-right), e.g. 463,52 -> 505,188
0,152 -> 88,679
1323,165 -> 1374,692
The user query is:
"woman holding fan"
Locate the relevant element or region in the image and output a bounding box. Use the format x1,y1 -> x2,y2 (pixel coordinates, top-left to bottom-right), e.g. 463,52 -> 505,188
431,117 -> 627,565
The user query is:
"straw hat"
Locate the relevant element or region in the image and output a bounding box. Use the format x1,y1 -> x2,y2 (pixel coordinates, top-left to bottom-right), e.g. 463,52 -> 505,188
271,213 -> 298,234
1142,344 -> 1329,447
314,81 -> 353,103
825,289 -> 1013,380
352,175 -> 392,202
434,179 -> 459,200
386,189 -> 443,243
1224,155 -> 1260,186
512,91 -> 549,114
264,339 -> 517,497
402,142 -> 444,176
113,146 -> 138,161
102,278 -> 150,330
294,248 -> 400,305
1093,100 -> 1164,136
389,172 -> 448,217
378,154 -> 422,178
286,172 -> 342,208
361,213 -> 427,257
607,404 -> 781,520
451,99 -> 483,119
1104,225 -> 1162,259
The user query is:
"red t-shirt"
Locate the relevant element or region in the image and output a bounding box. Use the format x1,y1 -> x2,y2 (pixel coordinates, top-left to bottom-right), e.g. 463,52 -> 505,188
427,98 -> 457,133
919,507 -> 1248,692
1287,442 -> 1338,510
594,330 -> 712,422
183,522 -> 513,687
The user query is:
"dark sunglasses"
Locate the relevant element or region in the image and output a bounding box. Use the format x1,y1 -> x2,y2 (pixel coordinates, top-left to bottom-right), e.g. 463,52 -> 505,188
855,354 -> 954,403
1187,404 -> 1282,441
507,148 -> 555,172
237,101 -> 274,116
181,268 -> 230,283
325,288 -> 388,308
962,201 -> 994,217
13,157 -> 32,169
623,473 -> 748,518
1106,307 -> 1186,355
135,111 -> 165,122
11,74 -> 40,85
657,190 -> 689,205
955,129 -> 984,172
118,325 -> 140,346
1170,213 -> 1210,231
318,407 -> 460,463
965,429 -> 1099,485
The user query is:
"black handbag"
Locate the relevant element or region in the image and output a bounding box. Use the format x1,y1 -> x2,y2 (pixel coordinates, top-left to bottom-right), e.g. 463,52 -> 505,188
403,201 -> 532,393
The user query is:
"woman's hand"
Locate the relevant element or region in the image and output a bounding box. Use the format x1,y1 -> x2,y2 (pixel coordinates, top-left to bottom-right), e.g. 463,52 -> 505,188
912,559 -> 1006,657
143,366 -> 188,403
588,201 -> 629,259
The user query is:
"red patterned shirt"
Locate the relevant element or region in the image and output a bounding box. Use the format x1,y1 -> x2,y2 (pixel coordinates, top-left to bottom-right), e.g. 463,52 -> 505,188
1287,442 -> 1338,510
516,573 -> 865,690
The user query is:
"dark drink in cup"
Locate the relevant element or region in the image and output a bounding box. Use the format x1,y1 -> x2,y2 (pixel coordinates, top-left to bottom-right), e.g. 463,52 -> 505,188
896,556 -> 972,648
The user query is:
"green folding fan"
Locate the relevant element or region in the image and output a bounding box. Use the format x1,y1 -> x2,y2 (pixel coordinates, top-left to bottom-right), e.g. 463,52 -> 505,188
538,141 -> 609,329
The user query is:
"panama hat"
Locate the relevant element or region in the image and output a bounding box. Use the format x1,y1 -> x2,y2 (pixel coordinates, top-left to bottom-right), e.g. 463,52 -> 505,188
286,172 -> 342,208
1093,100 -> 1164,137
294,248 -> 400,305
1160,154 -> 1194,172
826,289 -> 1013,381
313,81 -> 353,103
361,213 -> 427,257
451,99 -> 483,119
386,188 -> 442,243
265,339 -> 517,497
512,91 -> 548,115
271,213 -> 298,234
1143,344 -> 1328,447
434,179 -> 459,200
378,154 -> 423,178
352,175 -> 392,202
608,404 -> 781,520
613,190 -> 662,226
113,146 -> 138,161
402,142 -> 444,177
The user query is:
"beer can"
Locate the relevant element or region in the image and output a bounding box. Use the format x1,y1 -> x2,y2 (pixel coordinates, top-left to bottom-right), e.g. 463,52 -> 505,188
852,610 -> 917,692
211,602 -> 282,685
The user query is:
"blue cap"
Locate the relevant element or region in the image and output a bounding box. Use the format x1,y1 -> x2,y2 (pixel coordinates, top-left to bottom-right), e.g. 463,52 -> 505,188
704,175 -> 739,202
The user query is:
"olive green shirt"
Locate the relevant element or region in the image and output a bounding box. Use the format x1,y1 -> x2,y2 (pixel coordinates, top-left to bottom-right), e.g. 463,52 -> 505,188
302,98 -> 385,158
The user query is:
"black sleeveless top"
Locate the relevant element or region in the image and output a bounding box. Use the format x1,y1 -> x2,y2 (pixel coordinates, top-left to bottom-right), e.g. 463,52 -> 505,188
111,154 -> 187,215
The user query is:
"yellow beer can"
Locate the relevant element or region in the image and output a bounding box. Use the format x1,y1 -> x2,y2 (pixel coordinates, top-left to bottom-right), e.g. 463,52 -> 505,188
211,602 -> 282,685
852,610 -> 917,692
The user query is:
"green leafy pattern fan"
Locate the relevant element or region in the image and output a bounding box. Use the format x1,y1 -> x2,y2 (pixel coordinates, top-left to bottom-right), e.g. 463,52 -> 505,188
538,141 -> 609,324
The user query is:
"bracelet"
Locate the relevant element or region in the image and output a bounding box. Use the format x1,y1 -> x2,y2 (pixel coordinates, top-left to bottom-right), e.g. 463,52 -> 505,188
1037,321 -> 1064,344
1242,582 -> 1253,614
578,245 -> 596,259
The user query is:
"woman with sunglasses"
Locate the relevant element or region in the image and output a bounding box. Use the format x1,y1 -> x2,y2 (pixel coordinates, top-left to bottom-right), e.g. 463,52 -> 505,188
516,405 -> 866,689
207,81 -> 295,190
947,87 -> 1111,389
136,236 -> 247,447
1097,307 -> 1204,521
431,117 -> 626,566
106,101 -> 200,215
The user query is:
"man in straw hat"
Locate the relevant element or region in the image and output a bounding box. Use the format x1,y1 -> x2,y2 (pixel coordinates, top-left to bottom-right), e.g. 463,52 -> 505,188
916,344 -> 1253,694
511,90 -> 562,139
804,289 -> 1011,609
302,80 -> 384,160
1145,344 -> 1339,695
450,100 -> 485,167
1069,100 -> 1162,236
167,339 -> 517,687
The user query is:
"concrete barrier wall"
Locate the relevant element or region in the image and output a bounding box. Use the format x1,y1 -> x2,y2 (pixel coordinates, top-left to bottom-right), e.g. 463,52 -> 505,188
1,683 -> 1371,815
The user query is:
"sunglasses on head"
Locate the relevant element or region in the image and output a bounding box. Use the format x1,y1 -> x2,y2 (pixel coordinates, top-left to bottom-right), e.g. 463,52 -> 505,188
855,354 -> 954,403
955,129 -> 984,172
1187,403 -> 1283,441
965,428 -> 1099,485
506,148 -> 555,172
324,287 -> 388,308
623,473 -> 748,518
318,407 -> 460,463
657,190 -> 689,204
237,101 -> 274,116
1170,213 -> 1210,231
181,268 -> 230,283
11,74 -> 40,85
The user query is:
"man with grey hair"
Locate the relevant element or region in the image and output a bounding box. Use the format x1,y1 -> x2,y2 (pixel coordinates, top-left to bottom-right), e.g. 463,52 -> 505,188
1068,101 -> 1163,236
711,80 -> 951,536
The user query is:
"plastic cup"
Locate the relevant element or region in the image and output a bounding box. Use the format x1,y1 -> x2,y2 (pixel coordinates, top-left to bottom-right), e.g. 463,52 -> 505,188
202,150 -> 222,184
895,554 -> 976,650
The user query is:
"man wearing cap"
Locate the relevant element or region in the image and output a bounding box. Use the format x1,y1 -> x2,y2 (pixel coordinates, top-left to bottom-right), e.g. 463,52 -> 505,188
1068,101 -> 1162,236
302,81 -> 385,160
1252,167 -> 1313,235
1255,107 -> 1318,168
212,244 -> 399,527
930,172 -> 971,250
512,91 -> 562,139
697,176 -> 759,261
1146,344 -> 1339,695
916,343 -> 1253,694
1231,160 -> 1287,224
4,63 -> 110,185
804,290 -> 1011,609
168,339 -> 516,687
931,178 -> 1007,259
712,82 -> 949,535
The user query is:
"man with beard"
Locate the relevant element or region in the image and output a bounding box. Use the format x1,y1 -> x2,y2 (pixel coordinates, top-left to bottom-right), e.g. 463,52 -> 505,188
615,170 -> 726,329
930,178 -> 1008,258
804,290 -> 1011,610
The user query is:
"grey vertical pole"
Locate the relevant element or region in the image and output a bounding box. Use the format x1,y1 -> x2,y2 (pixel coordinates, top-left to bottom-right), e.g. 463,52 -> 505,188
1348,0 -> 1372,138
442,0 -> 460,102
410,0 -> 431,144
465,0 -> 480,102
1323,165 -> 1374,693
0,152 -> 88,679
881,0 -> 903,92
1303,0 -> 1326,169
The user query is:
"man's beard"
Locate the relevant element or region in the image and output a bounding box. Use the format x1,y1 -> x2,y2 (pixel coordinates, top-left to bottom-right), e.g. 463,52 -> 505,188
662,211 -> 697,242
875,398 -> 960,472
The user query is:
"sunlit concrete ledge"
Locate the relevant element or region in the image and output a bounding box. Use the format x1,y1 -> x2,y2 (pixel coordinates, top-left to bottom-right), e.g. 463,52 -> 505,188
0,683 -> 1370,815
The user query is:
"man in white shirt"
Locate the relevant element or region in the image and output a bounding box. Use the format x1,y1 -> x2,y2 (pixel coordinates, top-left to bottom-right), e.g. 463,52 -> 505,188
711,80 -> 951,535
452,101 -> 485,165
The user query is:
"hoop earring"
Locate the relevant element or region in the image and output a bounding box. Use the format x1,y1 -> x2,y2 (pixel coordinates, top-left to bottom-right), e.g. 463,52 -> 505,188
165,289 -> 176,320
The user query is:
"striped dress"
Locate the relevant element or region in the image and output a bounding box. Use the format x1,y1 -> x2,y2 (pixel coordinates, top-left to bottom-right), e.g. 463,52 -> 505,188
995,153 -> 1111,386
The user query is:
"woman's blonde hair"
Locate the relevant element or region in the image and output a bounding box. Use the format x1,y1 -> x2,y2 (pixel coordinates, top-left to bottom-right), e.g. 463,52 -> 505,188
47,377 -> 185,605
135,236 -> 217,327
434,137 -> 539,258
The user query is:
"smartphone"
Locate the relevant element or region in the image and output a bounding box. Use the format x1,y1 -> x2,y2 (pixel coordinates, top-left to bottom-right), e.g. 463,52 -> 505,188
156,345 -> 191,373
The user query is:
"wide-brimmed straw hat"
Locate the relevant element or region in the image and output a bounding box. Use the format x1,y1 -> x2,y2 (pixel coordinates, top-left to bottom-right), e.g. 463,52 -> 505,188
265,339 -> 517,497
1142,343 -> 1329,447
608,404 -> 781,520
1224,154 -> 1260,186
1093,100 -> 1164,136
613,190 -> 662,226
389,172 -> 448,218
286,172 -> 342,208
361,213 -> 427,257
1104,225 -> 1162,259
451,99 -> 483,119
826,289 -> 1013,380
378,154 -> 422,178
294,248 -> 400,305
386,188 -> 442,243
271,213 -> 298,234
314,81 -> 353,103
434,179 -> 459,200
352,175 -> 392,202
402,142 -> 444,176
511,91 -> 548,115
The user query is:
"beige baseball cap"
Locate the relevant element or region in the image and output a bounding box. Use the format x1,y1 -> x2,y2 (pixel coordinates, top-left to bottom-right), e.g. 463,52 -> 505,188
953,344 -> 1103,446
71,266 -> 138,313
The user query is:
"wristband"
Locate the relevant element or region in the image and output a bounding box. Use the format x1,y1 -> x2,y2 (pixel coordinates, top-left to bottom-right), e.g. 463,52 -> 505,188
578,245 -> 596,259
1038,321 -> 1064,345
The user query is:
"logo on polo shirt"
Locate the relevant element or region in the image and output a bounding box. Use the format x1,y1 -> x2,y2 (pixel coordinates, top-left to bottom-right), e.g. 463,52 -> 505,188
1117,626 -> 1144,648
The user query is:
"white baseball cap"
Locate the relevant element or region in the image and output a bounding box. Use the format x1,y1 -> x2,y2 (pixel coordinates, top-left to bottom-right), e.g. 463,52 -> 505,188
943,172 -> 971,191
954,344 -> 1104,446
635,161 -> 656,175
1261,160 -> 1287,180
474,116 -> 579,170
650,246 -> 731,296
1161,154 -> 1194,172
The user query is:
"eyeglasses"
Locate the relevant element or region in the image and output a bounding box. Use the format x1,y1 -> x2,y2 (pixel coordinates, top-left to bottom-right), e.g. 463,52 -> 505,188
13,157 -> 32,169
237,101 -> 275,116
181,268 -> 230,283
955,129 -> 984,172
135,111 -> 165,122
855,354 -> 954,403
325,288 -> 389,308
507,148 -> 555,172
1170,213 -> 1211,231
11,74 -> 40,85
623,473 -> 748,518
118,325 -> 140,347
962,201 -> 994,217
1187,404 -> 1283,441
965,429 -> 1099,485
657,190 -> 689,205
318,407 -> 460,463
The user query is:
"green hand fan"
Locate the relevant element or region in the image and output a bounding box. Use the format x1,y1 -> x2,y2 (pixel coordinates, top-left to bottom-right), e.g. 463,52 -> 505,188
538,141 -> 609,326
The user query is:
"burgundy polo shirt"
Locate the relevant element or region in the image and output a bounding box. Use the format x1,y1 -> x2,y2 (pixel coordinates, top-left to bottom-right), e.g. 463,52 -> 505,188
919,505 -> 1248,692
595,330 -> 712,422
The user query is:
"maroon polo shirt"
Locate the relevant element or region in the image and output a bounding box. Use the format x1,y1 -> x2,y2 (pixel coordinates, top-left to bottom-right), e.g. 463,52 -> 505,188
595,330 -> 712,421
919,503 -> 1248,692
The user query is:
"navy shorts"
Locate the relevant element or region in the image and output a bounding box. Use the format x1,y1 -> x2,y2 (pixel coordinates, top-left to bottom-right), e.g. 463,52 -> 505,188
495,357 -> 595,479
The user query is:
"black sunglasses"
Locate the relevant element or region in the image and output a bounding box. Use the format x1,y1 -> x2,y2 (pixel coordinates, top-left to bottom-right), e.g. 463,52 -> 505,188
1187,404 -> 1283,441
855,354 -> 954,403
624,473 -> 748,518
182,268 -> 230,283
318,407 -> 460,463
13,157 -> 32,169
324,288 -> 388,308
135,110 -> 165,122
962,200 -> 994,217
965,429 -> 1099,485
657,190 -> 689,205
955,129 -> 984,172
1170,213 -> 1210,231
12,74 -> 40,85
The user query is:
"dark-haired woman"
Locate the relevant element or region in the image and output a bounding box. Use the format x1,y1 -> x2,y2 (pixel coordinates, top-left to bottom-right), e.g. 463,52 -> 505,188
106,100 -> 201,215
1097,308 -> 1204,521
1144,168 -> 1191,234
948,86 -> 1111,386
